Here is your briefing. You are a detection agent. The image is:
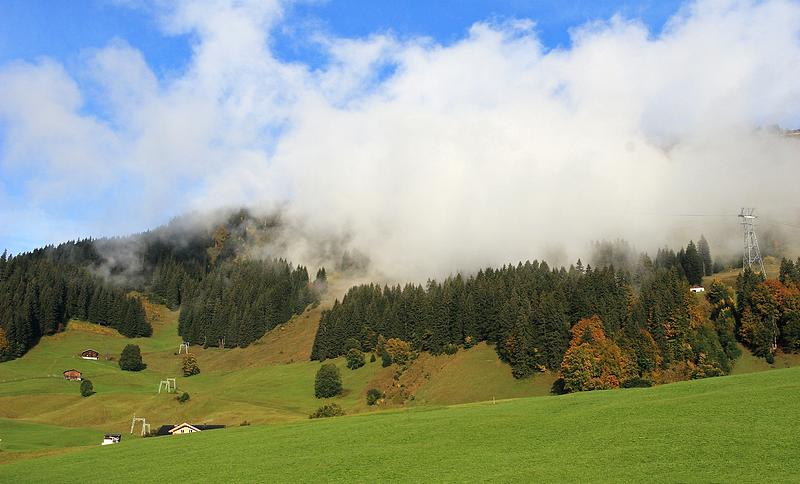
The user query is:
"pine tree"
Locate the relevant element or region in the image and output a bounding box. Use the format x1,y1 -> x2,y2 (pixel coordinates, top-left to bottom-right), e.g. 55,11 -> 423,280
533,292 -> 570,370
80,379 -> 94,397
697,235 -> 713,276
182,353 -> 201,377
682,241 -> 704,286
314,267 -> 328,293
119,344 -> 146,371
509,300 -> 537,378
779,258 -> 799,286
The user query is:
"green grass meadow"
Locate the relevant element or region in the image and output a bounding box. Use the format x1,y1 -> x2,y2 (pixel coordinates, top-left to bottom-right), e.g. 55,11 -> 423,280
2,366 -> 799,482
0,309 -> 384,445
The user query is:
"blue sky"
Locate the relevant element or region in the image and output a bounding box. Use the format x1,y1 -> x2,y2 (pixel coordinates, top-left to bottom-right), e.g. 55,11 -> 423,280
1,0 -> 798,271
0,1 -> 684,71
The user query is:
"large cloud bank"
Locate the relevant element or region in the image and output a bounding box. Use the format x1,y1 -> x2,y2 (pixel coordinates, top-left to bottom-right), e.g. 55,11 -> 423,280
1,0 -> 800,279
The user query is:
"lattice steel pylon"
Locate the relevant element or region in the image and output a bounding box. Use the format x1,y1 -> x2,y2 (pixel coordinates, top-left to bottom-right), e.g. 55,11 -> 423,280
739,208 -> 766,276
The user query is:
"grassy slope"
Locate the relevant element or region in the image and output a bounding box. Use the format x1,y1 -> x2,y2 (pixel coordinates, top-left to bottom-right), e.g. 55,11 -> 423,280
0,301 -> 381,449
0,419 -> 98,453
3,366 -> 800,482
0,272 -> 547,457
731,343 -> 800,375
0,315 -> 561,462
411,342 -> 555,405
702,255 -> 781,287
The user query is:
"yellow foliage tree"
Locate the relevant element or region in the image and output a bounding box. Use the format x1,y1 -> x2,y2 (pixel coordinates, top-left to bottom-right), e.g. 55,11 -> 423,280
383,338 -> 413,365
559,316 -> 634,392
0,326 -> 9,354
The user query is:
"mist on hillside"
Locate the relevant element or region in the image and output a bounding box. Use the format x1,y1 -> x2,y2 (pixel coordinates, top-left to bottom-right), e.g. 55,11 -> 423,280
2,0 -> 800,281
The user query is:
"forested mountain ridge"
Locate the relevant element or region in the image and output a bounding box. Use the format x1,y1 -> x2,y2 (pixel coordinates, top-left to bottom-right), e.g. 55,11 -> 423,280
0,209 -> 321,361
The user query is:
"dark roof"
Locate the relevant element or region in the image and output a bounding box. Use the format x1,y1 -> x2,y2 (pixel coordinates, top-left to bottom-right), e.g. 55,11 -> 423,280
63,369 -> 81,373
155,424 -> 226,436
104,434 -> 122,439
195,425 -> 225,431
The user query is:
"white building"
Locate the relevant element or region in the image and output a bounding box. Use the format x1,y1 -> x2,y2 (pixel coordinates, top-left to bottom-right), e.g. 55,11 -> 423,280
101,434 -> 121,445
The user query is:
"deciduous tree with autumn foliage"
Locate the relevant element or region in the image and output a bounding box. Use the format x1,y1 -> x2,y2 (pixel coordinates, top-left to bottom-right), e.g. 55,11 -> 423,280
559,316 -> 634,392
735,269 -> 800,360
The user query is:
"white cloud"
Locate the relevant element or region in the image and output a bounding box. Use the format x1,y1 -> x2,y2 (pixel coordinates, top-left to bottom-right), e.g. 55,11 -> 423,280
1,0 -> 799,277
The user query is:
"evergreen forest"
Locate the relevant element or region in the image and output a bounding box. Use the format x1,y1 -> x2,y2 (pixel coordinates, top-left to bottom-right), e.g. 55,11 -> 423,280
0,210 -> 319,361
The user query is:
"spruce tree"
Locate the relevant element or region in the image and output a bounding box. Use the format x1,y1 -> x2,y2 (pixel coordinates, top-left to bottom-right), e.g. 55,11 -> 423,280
697,235 -> 713,276
682,241 -> 704,285
80,379 -> 94,397
119,344 -> 146,371
533,292 -> 571,370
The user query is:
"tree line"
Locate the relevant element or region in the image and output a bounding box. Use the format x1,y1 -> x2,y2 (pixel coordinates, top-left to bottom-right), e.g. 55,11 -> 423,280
0,250 -> 150,361
312,237 -> 742,390
590,236 -> 713,286
178,259 -> 318,348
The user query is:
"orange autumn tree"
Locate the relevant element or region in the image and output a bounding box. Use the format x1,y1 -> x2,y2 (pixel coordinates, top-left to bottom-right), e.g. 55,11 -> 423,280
559,316 -> 634,393
0,326 -> 10,359
383,338 -> 413,365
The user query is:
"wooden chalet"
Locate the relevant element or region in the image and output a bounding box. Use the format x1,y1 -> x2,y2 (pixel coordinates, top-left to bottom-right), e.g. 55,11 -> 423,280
81,349 -> 100,360
63,369 -> 82,381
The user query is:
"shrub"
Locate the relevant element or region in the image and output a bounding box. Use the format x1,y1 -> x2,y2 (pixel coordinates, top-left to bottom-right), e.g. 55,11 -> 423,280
182,353 -> 200,377
80,379 -> 94,397
444,343 -> 458,355
309,403 -> 345,419
464,335 -> 476,349
366,388 -> 383,406
346,349 -> 365,370
240,420 -> 251,426
176,392 -> 190,403
370,352 -> 376,363
314,363 -> 342,398
119,344 -> 146,371
621,378 -> 653,388
550,378 -> 567,395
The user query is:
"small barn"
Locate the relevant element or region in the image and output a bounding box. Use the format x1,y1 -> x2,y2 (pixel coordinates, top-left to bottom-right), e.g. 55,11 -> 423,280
81,349 -> 100,360
101,434 -> 122,445
63,369 -> 82,381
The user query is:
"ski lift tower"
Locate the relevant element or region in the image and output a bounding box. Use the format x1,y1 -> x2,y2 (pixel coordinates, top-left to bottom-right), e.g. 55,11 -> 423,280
739,208 -> 766,276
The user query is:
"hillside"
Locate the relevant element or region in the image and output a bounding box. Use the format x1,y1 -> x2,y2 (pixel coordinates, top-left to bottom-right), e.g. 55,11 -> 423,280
0,283 -> 563,463
3,366 -> 799,482
4,261 -> 800,470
